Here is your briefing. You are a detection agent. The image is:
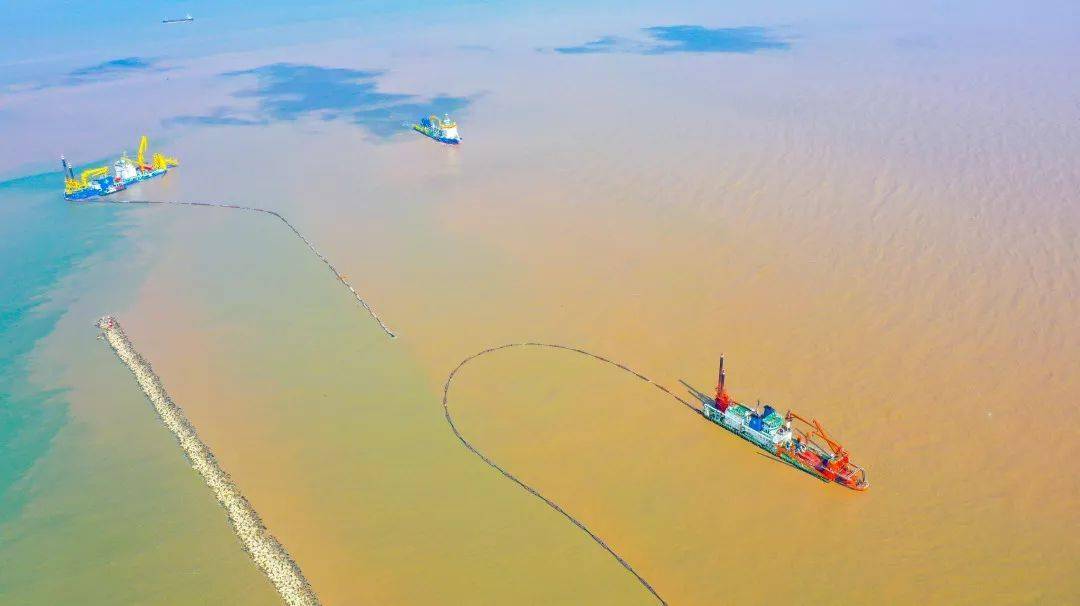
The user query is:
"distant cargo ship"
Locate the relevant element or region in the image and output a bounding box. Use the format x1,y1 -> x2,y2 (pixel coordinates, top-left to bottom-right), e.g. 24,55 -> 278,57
62,136 -> 178,201
162,14 -> 193,24
703,356 -> 869,491
412,114 -> 461,144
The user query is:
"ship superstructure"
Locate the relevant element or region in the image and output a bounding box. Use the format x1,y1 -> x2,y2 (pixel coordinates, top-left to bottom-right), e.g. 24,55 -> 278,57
412,114 -> 461,144
62,136 -> 178,201
702,355 -> 869,491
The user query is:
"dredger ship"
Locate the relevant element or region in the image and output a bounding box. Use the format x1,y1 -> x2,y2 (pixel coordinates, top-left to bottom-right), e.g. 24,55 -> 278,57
703,356 -> 869,491
62,135 -> 178,201
411,113 -> 461,144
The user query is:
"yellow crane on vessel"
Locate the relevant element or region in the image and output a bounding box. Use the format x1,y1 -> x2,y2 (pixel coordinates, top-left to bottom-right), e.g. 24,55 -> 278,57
136,135 -> 150,169
65,166 -> 109,194
152,151 -> 179,170
136,135 -> 179,171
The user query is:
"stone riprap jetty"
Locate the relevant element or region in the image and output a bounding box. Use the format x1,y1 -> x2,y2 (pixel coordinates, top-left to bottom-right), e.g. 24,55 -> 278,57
97,316 -> 320,606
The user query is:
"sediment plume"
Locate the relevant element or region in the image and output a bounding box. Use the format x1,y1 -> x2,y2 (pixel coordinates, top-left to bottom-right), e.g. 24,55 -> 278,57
97,316 -> 320,606
96,198 -> 396,338
91,199 -> 691,603
442,342 -> 703,606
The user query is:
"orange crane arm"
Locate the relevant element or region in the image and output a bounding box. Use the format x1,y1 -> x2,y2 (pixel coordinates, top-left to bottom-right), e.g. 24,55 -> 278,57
787,412 -> 847,455
811,419 -> 847,455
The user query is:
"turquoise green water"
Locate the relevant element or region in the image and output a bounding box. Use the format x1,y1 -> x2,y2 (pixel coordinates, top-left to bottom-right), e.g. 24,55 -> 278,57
0,173 -> 120,516
0,180 -> 275,603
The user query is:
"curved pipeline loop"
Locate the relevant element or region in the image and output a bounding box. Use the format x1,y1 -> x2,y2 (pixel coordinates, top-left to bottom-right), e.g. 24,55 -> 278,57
91,199 -> 397,338
443,342 -> 703,606
89,198 -> 706,604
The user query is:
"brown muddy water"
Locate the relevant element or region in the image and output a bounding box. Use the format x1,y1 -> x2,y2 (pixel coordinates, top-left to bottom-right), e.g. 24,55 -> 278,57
3,7 -> 1078,605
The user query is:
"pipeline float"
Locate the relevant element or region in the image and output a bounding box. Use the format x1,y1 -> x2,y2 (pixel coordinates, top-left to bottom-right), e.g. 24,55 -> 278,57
83,185 -> 867,605
86,198 -> 396,339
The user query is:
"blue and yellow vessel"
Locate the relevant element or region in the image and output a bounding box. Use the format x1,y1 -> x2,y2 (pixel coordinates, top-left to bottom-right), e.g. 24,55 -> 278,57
411,114 -> 461,145
62,136 -> 178,201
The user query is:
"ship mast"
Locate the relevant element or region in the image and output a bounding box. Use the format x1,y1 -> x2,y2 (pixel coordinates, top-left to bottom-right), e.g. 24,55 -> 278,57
715,354 -> 730,411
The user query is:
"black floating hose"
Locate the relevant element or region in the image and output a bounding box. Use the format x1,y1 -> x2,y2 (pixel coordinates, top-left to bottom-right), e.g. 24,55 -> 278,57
88,199 -> 396,338
443,342 -> 703,606
89,198 -> 706,603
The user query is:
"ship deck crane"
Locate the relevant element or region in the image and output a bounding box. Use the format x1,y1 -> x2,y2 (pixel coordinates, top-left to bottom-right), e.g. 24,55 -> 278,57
136,135 -> 179,171
136,135 -> 151,170
152,152 -> 179,170
65,166 -> 109,194
786,413 -> 848,459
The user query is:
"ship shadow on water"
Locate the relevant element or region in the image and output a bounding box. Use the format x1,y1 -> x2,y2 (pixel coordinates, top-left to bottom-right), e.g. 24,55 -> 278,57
679,380 -> 713,409
678,380 -> 828,484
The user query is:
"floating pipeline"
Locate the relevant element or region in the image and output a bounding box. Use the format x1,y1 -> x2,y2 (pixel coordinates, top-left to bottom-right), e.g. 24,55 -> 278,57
85,197 -> 859,602
89,199 -> 396,339
442,342 -> 705,606
97,316 -> 320,606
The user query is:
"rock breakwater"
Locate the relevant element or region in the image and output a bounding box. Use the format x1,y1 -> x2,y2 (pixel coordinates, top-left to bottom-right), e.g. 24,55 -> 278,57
97,316 -> 320,606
